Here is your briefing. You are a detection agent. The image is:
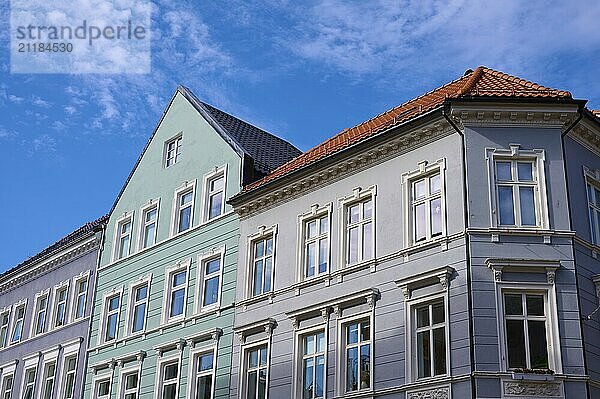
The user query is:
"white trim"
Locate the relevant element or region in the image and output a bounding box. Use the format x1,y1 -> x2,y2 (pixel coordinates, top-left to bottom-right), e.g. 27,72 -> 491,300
162,259 -> 191,324
238,339 -> 271,399
201,164 -> 228,223
137,199 -> 160,251
171,180 -> 197,236
338,186 -> 377,269
292,323 -> 328,399
113,212 -> 135,262
0,307 -> 10,348
8,298 -> 27,345
186,342 -> 218,399
336,311 -> 374,395
402,159 -> 447,247
20,363 -> 38,399
91,371 -> 112,399
125,275 -> 152,336
296,203 -> 333,283
30,288 -> 51,338
154,354 -> 181,399
246,225 -> 278,299
486,145 -> 549,229
50,280 -> 70,330
71,270 -> 91,321
36,355 -> 58,399
196,246 -> 226,314
56,347 -> 79,399
97,288 -> 124,346
163,133 -> 183,169
117,364 -> 141,399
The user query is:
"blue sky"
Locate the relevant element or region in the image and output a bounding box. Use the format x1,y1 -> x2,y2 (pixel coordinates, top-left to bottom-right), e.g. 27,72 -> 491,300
1,0 -> 600,271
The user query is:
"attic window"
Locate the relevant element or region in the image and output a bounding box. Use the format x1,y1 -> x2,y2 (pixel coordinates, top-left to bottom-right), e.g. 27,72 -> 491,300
164,135 -> 182,168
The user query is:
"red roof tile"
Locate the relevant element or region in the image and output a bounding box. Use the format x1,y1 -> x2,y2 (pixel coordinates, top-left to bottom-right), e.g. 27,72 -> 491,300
592,110 -> 600,118
240,67 -> 572,194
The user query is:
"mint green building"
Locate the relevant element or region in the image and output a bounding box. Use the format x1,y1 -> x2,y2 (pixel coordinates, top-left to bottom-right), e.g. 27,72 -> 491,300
84,87 -> 299,399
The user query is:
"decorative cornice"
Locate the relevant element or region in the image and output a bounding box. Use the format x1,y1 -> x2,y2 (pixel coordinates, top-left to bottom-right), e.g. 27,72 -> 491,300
406,386 -> 449,399
235,119 -> 455,218
569,118 -> 600,157
486,258 -> 560,284
234,318 -> 277,344
502,380 -> 562,397
450,104 -> 578,128
0,235 -> 100,294
396,266 -> 454,300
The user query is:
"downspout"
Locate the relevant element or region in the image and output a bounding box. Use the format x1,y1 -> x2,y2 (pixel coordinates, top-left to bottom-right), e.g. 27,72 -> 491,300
442,105 -> 476,399
559,106 -> 590,398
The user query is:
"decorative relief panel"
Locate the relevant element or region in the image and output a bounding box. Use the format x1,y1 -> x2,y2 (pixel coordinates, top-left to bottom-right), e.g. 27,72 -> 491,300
503,381 -> 562,397
407,386 -> 450,399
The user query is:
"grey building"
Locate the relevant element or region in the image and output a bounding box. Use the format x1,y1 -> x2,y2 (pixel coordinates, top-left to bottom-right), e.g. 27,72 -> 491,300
228,67 -> 600,399
0,216 -> 106,399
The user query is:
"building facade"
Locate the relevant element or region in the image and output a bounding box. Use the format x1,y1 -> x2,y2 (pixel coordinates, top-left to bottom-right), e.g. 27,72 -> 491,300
228,67 -> 600,399
83,87 -> 299,399
0,217 -> 105,399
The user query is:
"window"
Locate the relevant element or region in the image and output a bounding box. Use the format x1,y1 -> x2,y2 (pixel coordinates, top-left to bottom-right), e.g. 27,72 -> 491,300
200,257 -> 221,309
1,374 -> 13,399
0,310 -> 9,347
343,320 -> 371,392
103,294 -> 121,342
120,371 -> 139,399
487,146 -> 548,229
301,331 -> 325,399
10,304 -> 25,344
587,180 -> 600,244
164,135 -> 182,168
345,199 -> 373,265
303,216 -> 329,279
203,166 -> 227,222
174,188 -> 194,234
413,301 -> 447,379
60,356 -> 77,399
33,293 -> 49,335
503,292 -> 550,370
22,368 -> 36,399
251,236 -> 274,296
244,346 -> 268,399
53,285 -> 69,328
115,217 -> 133,260
41,361 -> 56,399
140,204 -> 158,249
94,378 -> 110,399
412,173 -> 442,242
166,267 -> 188,320
158,360 -> 179,399
130,283 -> 149,334
191,351 -> 215,399
73,276 -> 88,320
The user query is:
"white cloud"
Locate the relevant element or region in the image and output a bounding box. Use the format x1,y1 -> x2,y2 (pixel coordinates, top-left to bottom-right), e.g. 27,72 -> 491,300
32,95 -> 51,107
8,94 -> 24,104
64,105 -> 77,115
30,134 -> 57,154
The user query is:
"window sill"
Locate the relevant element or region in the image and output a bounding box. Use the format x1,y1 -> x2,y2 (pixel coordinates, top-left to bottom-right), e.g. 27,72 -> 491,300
511,371 -> 555,381
332,389 -> 373,399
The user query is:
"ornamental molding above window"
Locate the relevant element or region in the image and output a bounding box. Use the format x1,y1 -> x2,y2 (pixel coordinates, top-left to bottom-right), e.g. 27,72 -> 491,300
486,258 -> 559,284
184,327 -> 223,349
233,318 -> 277,344
90,350 -> 147,374
395,266 -> 454,300
406,385 -> 450,399
593,275 -> 600,299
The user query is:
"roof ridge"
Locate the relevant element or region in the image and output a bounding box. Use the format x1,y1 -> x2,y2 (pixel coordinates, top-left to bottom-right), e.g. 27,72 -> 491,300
456,66 -> 485,96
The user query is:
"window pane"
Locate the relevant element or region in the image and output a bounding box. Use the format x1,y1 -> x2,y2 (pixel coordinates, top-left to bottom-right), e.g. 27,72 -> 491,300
165,363 -> 178,380
206,259 -> 220,275
257,369 -> 267,399
306,242 -> 316,277
260,347 -> 268,366
416,306 -> 429,328
504,294 -> 523,315
263,258 -> 272,292
266,238 -> 273,255
109,296 -> 119,311
346,347 -> 358,391
596,188 -> 600,208
347,323 -> 358,344
146,208 -> 157,222
506,320 -> 526,368
496,161 -> 512,180
430,198 -> 442,236
173,271 -> 186,287
319,217 -> 328,235
304,334 -> 315,355
203,276 -> 220,306
362,222 -> 372,260
196,375 -> 212,399
303,358 -> 314,399
255,240 -> 264,257
360,344 -> 370,389
363,200 -> 372,219
307,220 -> 317,239
178,206 -> 191,232
349,205 -> 360,224
143,223 -> 155,248
136,286 -> 148,301
414,179 -> 426,199
526,295 -> 545,316
360,321 -> 370,342
247,371 -> 257,399
417,331 -> 431,378
517,162 -> 533,181
415,203 -> 426,241
181,192 -> 193,205
433,327 -> 446,375
528,321 -> 549,369
430,174 -> 441,193
348,227 -> 359,264
498,186 -> 515,225
209,192 -> 223,219
253,260 -> 264,296
432,302 -> 445,324
98,381 -> 109,396
199,353 -> 214,371
318,239 -> 328,274
249,349 -> 259,368
519,187 -> 536,226
316,332 -> 325,353
126,373 -> 138,389
170,289 -> 185,316
315,355 -> 325,398
133,303 -> 146,332
162,385 -> 176,399
211,177 -> 224,191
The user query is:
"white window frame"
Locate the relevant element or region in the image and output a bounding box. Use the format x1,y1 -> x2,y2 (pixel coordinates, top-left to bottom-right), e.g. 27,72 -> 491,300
71,271 -> 90,321
118,365 -> 141,399
402,159 -> 447,246
171,181 -> 196,236
239,340 -> 270,399
164,134 -> 182,168
138,200 -> 160,251
113,213 -> 134,261
201,165 -> 228,223
31,289 -> 50,337
584,167 -> 600,245
246,225 -> 278,298
196,246 -> 226,313
21,367 -> 37,399
56,340 -> 80,399
293,325 -> 327,399
92,374 -> 112,399
186,344 -> 217,399
0,367 -> 15,399
20,353 -> 39,399
37,350 -> 58,399
0,307 -> 10,348
336,312 -> 374,395
98,289 -> 123,345
51,281 -> 70,329
125,276 -> 152,336
162,259 -> 191,324
297,204 -> 332,282
154,354 -> 181,399
486,145 -> 549,229
339,186 -> 377,267
9,299 -> 26,345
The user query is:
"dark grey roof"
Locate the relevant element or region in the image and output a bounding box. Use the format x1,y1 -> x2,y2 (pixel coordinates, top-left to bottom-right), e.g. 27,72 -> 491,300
0,215 -> 108,280
179,87 -> 302,175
